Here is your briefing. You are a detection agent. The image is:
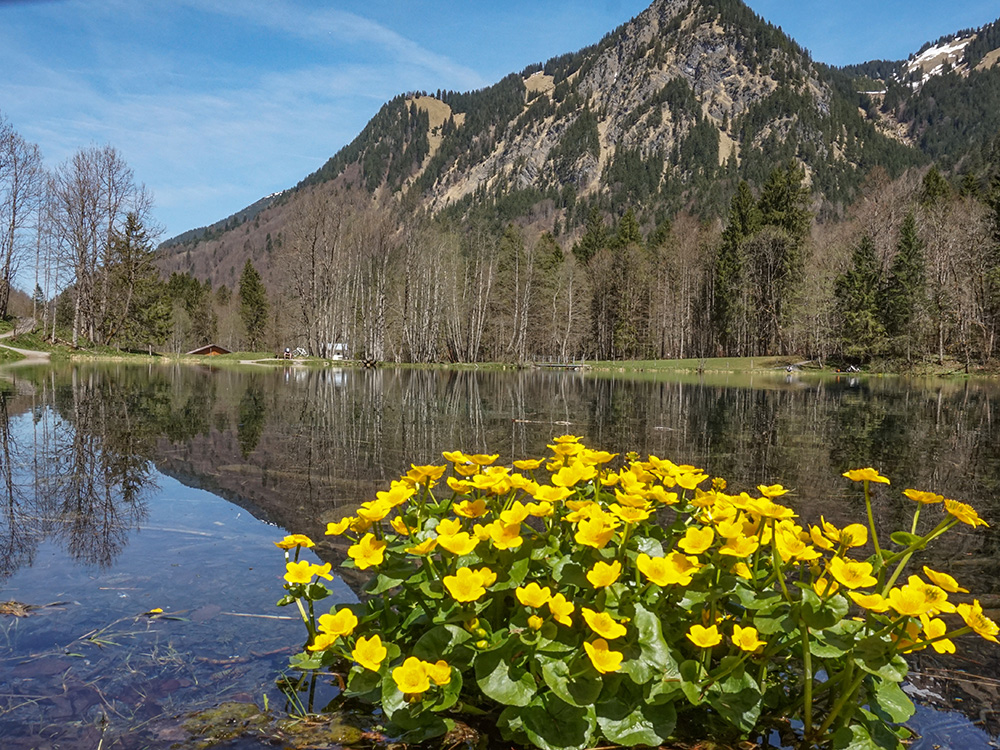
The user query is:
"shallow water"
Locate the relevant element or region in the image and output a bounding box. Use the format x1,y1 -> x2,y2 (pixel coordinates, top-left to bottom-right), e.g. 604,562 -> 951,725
0,363 -> 998,748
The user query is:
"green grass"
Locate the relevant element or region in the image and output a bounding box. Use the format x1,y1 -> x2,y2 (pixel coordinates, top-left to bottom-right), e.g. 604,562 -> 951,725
584,355 -> 806,373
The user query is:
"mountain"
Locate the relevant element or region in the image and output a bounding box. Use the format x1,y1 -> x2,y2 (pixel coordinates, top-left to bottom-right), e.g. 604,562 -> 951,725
868,17 -> 1000,172
159,0 -> 999,289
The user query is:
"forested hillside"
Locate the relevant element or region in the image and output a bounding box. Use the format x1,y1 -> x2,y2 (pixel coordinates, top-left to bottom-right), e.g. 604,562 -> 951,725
153,0 -> 1000,369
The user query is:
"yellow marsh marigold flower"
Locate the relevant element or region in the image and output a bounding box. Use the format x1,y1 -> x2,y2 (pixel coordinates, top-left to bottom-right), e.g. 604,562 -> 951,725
454,462 -> 480,477
645,485 -> 679,505
552,434 -> 582,443
348,533 -> 386,570
500,501 -> 530,525
813,578 -> 839,597
849,591 -> 890,613
390,517 -> 412,536
584,638 -> 623,674
531,485 -> 574,503
392,657 -> 431,695
357,499 -> 393,523
476,566 -> 498,587
719,534 -> 759,558
636,552 -> 701,587
318,608 -> 358,638
552,462 -> 597,487
513,458 -> 544,470
352,635 -> 388,671
819,518 -> 868,549
509,474 -> 540,495
308,633 -> 338,651
829,556 -> 877,589
687,623 -> 722,648
921,617 -> 956,654
447,477 -> 473,495
586,560 -> 622,588
528,615 -> 544,631
442,450 -> 470,464
956,600 -> 999,643
678,526 -> 715,555
275,534 -> 314,550
377,481 -> 415,507
349,516 -> 373,534
843,467 -> 890,484
468,453 -> 500,466
405,537 -> 438,555
436,518 -> 462,536
944,499 -> 989,528
406,464 -> 447,485
922,566 -> 968,594
564,500 -> 600,523
525,501 -> 554,517
731,561 -> 752,580
809,525 -> 835,551
757,484 -> 789,498
903,488 -> 944,505
444,567 -> 494,602
516,582 -> 552,609
906,575 -> 955,614
574,513 -> 618,549
613,489 -> 650,509
578,449 -> 618,466
732,624 -> 766,652
747,497 -> 797,521
675,471 -> 709,491
284,560 -> 316,584
581,608 -> 627,639
438,531 -> 479,556
775,527 -> 821,563
608,503 -> 650,524
483,520 -> 523,550
547,593 -> 575,626
548,444 -> 585,462
887,584 -> 932,617
325,518 -> 351,536
425,660 -> 452,686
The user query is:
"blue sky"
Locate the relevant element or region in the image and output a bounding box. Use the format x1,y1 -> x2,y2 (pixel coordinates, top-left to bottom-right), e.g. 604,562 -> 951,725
2,0 -> 998,246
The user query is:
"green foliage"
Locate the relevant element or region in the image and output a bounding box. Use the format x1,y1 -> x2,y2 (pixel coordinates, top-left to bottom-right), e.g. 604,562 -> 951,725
238,260 -> 270,351
548,109 -> 601,183
572,208 -> 609,263
835,235 -> 886,361
103,213 -> 172,349
881,213 -> 926,357
276,442 -> 997,750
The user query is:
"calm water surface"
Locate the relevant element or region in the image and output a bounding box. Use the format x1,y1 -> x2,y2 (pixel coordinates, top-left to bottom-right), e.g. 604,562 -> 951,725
1,363 -> 998,748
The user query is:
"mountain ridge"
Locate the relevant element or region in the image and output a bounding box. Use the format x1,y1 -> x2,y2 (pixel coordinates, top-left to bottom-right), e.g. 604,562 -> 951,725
159,0 -> 1000,288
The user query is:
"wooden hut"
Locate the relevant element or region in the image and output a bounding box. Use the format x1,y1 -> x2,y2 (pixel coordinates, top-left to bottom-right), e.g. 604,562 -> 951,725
186,344 -> 231,356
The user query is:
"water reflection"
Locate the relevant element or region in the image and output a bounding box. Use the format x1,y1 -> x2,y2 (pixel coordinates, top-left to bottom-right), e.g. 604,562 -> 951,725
0,370 -> 162,580
0,363 -> 998,745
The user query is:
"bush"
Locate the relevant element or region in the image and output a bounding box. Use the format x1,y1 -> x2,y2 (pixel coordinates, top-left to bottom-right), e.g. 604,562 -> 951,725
275,438 -> 997,749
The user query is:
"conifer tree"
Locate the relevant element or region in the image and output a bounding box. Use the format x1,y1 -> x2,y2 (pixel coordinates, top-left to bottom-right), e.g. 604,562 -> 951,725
881,212 -> 925,362
834,234 -> 886,361
572,207 -> 609,263
239,259 -> 270,351
712,182 -> 760,354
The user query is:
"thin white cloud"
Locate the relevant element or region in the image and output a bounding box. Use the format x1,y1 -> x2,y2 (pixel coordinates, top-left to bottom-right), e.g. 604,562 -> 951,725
172,0 -> 487,90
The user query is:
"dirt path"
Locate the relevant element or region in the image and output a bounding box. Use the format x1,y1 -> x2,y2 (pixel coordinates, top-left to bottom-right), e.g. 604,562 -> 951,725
0,320 -> 51,362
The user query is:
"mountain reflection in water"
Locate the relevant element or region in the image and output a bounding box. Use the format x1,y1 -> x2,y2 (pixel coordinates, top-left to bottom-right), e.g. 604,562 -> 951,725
0,363 -> 998,748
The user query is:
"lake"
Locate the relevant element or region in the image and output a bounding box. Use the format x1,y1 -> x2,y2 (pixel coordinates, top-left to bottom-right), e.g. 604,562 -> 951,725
1,363 -> 998,748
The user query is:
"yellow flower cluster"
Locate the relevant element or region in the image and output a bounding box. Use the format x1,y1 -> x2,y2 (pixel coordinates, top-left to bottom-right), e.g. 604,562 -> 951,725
278,438 -> 996,711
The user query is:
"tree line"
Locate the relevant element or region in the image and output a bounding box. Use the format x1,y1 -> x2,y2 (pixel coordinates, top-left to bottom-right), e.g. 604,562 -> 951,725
7,103 -> 1000,367
270,160 -> 1000,368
